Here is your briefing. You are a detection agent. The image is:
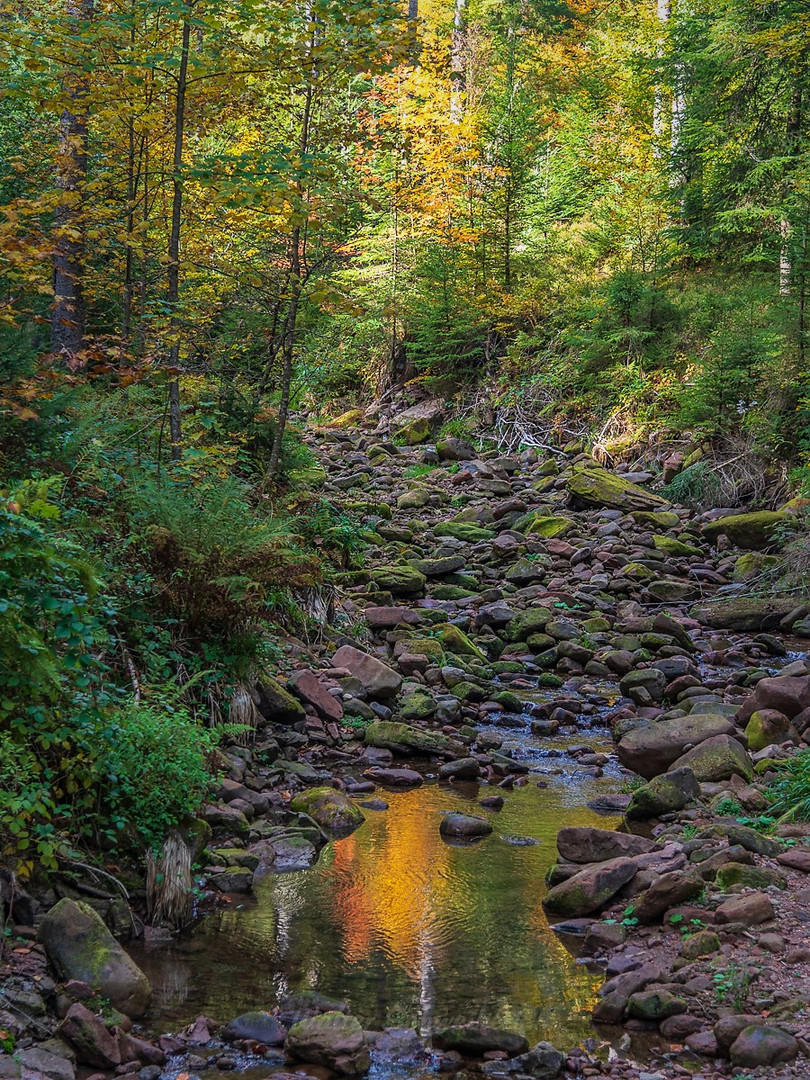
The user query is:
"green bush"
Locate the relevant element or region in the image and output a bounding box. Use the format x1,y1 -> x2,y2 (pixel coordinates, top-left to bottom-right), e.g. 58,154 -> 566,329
103,699 -> 217,851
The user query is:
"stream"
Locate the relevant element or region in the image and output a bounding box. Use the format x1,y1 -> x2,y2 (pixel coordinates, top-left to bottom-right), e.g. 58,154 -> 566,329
130,719 -> 626,1071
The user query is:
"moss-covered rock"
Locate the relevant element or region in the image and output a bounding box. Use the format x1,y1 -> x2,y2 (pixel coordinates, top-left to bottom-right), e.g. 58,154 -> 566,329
625,767 -> 700,820
256,676 -> 307,724
398,688 -> 438,721
433,623 -> 486,659
689,597 -> 799,631
567,465 -> 668,512
732,552 -> 780,581
505,607 -> 553,642
542,857 -> 638,917
715,862 -> 787,890
286,1011 -> 370,1074
38,899 -> 151,1017
526,515 -> 575,539
396,416 -> 431,445
631,510 -> 681,529
397,488 -> 430,510
670,733 -> 753,783
702,510 -> 790,551
364,720 -> 463,757
289,788 -> 365,835
371,565 -> 426,596
652,534 -> 702,557
327,409 -> 365,429
433,522 -> 495,543
744,709 -> 798,752
288,464 -> 327,488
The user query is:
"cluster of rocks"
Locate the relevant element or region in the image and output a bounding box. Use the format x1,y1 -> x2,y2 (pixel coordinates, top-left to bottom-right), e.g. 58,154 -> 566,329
7,393 -> 810,1080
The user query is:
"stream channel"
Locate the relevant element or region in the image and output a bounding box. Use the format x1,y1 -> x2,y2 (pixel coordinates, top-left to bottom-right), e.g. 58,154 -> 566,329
129,704 -> 628,1078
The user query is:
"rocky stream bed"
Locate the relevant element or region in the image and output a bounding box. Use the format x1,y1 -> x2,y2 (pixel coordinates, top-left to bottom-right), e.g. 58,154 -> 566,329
4,403 -> 810,1080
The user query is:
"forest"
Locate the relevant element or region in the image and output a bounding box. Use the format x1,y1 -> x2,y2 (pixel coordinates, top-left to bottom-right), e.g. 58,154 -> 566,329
3,2 -> 810,1074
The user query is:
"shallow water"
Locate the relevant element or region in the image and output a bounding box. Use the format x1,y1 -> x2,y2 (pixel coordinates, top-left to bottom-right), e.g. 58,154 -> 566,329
133,727 -> 622,1050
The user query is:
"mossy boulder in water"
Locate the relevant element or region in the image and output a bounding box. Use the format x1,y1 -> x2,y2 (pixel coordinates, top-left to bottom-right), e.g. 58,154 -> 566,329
702,510 -> 790,550
566,465 -> 668,512
38,899 -> 151,1017
286,1011 -> 370,1075
364,720 -> 463,757
433,1023 -> 528,1057
289,788 -> 365,835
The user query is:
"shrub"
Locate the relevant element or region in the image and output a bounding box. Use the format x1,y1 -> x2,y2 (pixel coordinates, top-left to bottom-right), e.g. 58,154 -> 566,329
103,698 -> 217,851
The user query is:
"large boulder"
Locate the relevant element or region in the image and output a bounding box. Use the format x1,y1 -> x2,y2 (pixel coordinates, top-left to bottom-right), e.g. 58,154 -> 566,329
38,899 -> 151,1018
364,720 -> 462,757
332,645 -> 403,699
730,1025 -> 798,1067
370,566 -> 426,596
689,598 -> 799,632
617,714 -> 737,779
439,814 -> 493,839
289,788 -> 365,835
434,1023 -> 528,1057
556,827 -> 654,864
542,857 -> 637,917
254,676 -> 306,724
633,870 -> 704,923
625,767 -> 700,820
744,709 -> 798,751
737,675 -> 810,725
702,510 -> 789,550
285,1011 -> 370,1075
481,1043 -> 564,1079
223,1011 -> 287,1044
566,465 -> 668,512
670,733 -> 753,782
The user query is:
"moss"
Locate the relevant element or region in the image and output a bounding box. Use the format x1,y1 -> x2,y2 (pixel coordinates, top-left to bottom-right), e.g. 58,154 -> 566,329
433,624 -> 486,659
702,510 -> 790,551
289,788 -> 365,835
395,416 -> 431,444
526,515 -> 574,539
433,522 -> 495,542
566,465 -> 668,511
652,534 -> 701,556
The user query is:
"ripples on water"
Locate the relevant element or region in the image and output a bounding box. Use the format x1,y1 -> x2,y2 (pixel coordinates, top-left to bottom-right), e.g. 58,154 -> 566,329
133,727 -> 621,1050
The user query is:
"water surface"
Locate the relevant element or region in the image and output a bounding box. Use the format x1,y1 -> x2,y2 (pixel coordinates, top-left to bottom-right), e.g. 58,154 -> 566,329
134,729 -> 621,1049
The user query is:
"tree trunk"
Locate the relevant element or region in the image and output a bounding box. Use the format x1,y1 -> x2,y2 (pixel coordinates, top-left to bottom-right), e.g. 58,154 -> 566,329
780,86 -> 802,295
166,15 -> 191,461
268,14 -> 316,477
450,0 -> 466,122
52,0 -> 93,362
652,0 -> 669,153
408,0 -> 419,61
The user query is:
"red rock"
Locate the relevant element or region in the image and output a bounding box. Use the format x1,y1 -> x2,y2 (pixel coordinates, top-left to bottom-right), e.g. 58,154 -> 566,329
714,891 -> 774,925
290,670 -> 343,722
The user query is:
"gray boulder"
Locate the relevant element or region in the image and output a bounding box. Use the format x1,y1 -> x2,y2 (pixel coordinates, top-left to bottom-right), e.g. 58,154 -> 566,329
38,899 -> 150,1018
